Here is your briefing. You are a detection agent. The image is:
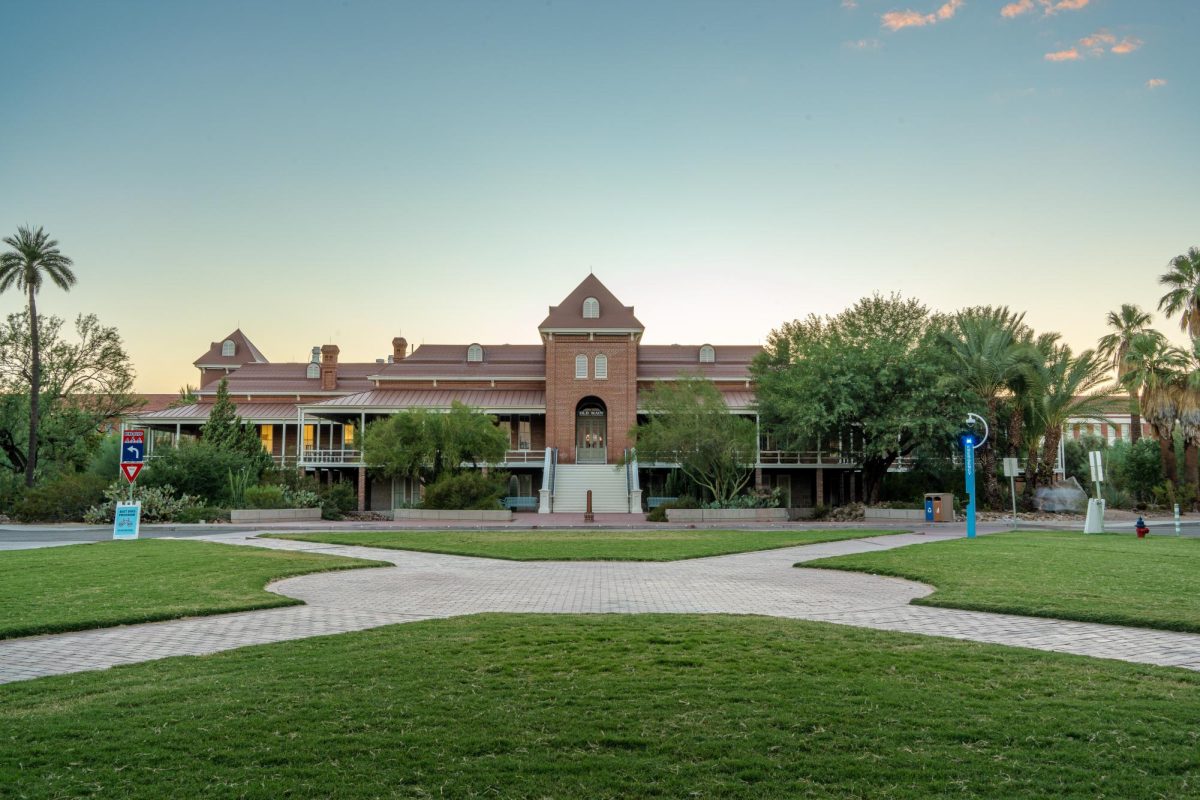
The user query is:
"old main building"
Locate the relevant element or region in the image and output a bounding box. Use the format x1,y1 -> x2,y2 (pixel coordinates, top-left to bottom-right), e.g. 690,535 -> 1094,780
128,276 -> 863,512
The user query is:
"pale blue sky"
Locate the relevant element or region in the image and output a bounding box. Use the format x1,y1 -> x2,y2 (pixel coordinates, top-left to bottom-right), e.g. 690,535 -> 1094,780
1,0 -> 1196,391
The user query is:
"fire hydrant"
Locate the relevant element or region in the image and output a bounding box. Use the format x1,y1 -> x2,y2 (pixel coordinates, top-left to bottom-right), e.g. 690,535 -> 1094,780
1135,516 -> 1149,539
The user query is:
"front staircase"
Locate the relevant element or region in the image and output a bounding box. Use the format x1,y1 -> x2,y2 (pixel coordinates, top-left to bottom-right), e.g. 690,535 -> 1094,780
550,463 -> 631,512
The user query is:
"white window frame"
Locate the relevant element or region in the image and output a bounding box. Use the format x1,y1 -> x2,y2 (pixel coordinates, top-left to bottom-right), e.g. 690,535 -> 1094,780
594,353 -> 608,380
221,340 -> 236,357
467,344 -> 483,363
575,354 -> 588,379
582,297 -> 599,319
699,345 -> 715,364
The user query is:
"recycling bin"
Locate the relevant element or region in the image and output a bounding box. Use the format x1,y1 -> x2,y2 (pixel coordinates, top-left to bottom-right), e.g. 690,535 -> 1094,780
924,493 -> 954,523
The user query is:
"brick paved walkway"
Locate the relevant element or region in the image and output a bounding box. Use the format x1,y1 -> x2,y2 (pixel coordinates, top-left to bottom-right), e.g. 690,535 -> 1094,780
4,530 -> 1200,683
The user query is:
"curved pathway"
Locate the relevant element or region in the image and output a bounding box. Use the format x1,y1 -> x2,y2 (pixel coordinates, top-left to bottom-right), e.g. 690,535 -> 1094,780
3,530 -> 1200,683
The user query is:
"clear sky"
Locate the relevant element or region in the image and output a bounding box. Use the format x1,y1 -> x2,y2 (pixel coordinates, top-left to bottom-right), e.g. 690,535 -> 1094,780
1,0 -> 1196,392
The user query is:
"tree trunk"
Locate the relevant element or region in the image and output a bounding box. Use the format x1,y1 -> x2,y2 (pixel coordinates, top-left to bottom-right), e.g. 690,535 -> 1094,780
1129,399 -> 1141,444
25,287 -> 39,488
1157,425 -> 1178,485
1037,429 -> 1062,492
1186,439 -> 1199,509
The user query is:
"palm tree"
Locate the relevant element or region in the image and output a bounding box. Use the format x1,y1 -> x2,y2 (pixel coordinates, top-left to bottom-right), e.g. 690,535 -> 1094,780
944,307 -> 1034,509
1157,246 -> 1200,338
1024,343 -> 1118,495
0,227 -> 77,487
1119,331 -> 1188,485
1097,304 -> 1155,443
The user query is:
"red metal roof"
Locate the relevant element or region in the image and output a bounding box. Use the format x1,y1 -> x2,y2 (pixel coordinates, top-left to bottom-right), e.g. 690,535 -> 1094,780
539,275 -> 644,331
192,329 -> 268,367
374,344 -> 545,380
198,362 -> 379,394
309,389 -> 546,411
128,402 -> 299,422
636,344 -> 762,380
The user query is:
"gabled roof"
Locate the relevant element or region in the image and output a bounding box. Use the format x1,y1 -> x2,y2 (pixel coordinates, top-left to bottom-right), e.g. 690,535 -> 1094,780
539,275 -> 644,332
197,362 -> 378,394
193,329 -> 269,367
374,344 -> 546,380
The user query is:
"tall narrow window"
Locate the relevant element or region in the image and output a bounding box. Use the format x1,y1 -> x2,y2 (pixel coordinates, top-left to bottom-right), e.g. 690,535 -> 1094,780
467,344 -> 483,362
575,354 -> 588,379
594,354 -> 608,379
582,297 -> 599,318
699,345 -> 715,363
304,424 -> 315,449
222,340 -> 236,357
259,425 -> 274,453
344,422 -> 356,446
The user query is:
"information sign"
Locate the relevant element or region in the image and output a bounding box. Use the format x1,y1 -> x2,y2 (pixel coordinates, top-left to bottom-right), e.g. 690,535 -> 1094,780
113,501 -> 142,540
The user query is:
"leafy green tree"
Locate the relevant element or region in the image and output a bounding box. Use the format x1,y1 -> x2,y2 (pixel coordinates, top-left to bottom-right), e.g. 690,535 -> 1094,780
631,378 -> 756,506
362,402 -> 509,486
200,378 -> 268,469
1157,246 -> 1200,338
0,312 -> 136,478
754,294 -> 965,505
0,226 -> 77,486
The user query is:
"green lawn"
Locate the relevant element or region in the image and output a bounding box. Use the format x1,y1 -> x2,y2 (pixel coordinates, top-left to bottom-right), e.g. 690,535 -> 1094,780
807,530 -> 1200,633
0,539 -> 385,640
2,614 -> 1198,798
267,528 -> 897,561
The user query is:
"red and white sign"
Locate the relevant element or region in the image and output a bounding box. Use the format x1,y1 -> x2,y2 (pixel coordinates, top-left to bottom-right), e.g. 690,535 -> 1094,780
122,429 -> 145,445
120,463 -> 144,483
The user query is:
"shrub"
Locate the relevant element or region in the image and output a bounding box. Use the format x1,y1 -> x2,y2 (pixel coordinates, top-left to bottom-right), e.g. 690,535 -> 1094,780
811,503 -> 830,520
422,472 -> 506,511
83,482 -> 202,524
0,471 -> 24,517
142,441 -> 267,505
701,488 -> 782,510
241,484 -> 288,509
173,506 -> 231,524
14,473 -> 108,522
321,482 -> 358,519
284,487 -> 321,509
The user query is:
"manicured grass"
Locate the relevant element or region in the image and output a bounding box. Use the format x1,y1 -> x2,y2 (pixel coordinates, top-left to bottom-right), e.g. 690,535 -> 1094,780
0,539 -> 386,640
3,614 -> 1199,798
267,528 -> 898,561
807,530 -> 1200,633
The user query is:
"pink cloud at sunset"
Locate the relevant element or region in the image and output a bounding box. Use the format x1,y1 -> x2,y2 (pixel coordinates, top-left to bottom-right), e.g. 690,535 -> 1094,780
1111,37 -> 1143,54
881,0 -> 963,31
1044,48 -> 1080,61
1002,0 -> 1090,18
1146,78 -> 1167,89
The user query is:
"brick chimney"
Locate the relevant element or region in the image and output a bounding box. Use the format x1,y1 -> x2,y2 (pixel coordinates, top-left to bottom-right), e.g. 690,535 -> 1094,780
320,344 -> 339,390
392,337 -> 407,361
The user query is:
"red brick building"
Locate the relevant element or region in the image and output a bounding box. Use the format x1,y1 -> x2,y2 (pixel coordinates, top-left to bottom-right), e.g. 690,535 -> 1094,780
128,276 -> 863,512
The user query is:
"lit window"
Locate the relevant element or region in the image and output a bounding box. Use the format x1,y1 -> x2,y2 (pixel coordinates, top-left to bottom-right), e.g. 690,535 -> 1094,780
304,424 -> 315,449
575,354 -> 588,379
222,340 -> 236,357
595,354 -> 608,379
259,425 -> 274,453
344,422 -> 355,446
699,345 -> 715,364
583,297 -> 599,319
467,344 -> 483,362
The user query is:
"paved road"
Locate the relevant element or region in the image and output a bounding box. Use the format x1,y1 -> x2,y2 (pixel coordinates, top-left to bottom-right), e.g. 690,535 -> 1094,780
3,529 -> 1200,684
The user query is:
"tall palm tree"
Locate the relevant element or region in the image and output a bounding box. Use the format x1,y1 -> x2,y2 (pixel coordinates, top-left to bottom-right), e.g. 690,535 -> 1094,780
0,227 -> 76,487
1097,304 -> 1155,443
944,307 -> 1033,508
1158,246 -> 1200,338
1119,331 -> 1188,485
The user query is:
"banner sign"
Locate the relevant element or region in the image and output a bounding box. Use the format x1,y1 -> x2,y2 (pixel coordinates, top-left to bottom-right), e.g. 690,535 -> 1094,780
114,501 -> 142,540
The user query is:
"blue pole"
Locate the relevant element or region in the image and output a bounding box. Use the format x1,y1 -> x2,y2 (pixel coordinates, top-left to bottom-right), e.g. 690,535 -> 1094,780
964,436 -> 976,539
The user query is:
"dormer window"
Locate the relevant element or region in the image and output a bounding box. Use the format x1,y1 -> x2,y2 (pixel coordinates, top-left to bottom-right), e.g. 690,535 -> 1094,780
467,344 -> 483,363
582,297 -> 599,319
306,363 -> 320,379
699,345 -> 715,364
575,354 -> 588,379
222,340 -> 236,357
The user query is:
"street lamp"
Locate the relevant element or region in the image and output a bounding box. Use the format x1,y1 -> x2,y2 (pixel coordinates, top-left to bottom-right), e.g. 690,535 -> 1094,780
961,412 -> 988,539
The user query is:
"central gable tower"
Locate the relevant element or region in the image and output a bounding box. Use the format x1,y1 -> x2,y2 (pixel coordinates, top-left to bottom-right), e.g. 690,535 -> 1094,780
539,276 -> 643,464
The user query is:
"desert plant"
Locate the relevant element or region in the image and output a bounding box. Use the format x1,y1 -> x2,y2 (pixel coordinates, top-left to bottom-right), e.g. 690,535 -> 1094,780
84,482 -> 202,524
13,472 -> 107,522
241,484 -> 287,509
421,472 -> 506,511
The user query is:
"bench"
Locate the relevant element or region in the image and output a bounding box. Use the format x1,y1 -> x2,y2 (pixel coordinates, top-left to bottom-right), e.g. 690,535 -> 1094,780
503,496 -> 539,512
646,496 -> 678,510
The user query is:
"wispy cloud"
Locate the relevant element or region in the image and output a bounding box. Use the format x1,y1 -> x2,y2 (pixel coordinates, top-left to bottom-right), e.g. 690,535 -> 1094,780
1146,78 -> 1167,89
1002,0 -> 1090,18
1044,48 -> 1081,61
881,0 -> 964,31
1078,30 -> 1115,53
1111,37 -> 1143,55
841,0 -> 858,9
844,38 -> 882,50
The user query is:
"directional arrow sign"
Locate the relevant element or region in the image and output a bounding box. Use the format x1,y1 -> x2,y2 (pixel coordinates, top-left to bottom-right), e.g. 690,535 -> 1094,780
120,463 -> 144,483
122,429 -> 145,463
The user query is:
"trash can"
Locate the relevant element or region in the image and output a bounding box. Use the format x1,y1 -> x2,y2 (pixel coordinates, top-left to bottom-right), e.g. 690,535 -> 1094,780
924,493 -> 954,523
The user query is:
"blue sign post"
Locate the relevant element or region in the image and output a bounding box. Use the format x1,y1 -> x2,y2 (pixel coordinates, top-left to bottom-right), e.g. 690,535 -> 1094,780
963,434 -> 977,539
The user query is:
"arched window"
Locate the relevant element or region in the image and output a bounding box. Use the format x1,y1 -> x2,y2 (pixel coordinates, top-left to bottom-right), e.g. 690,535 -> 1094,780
467,344 -> 483,363
221,340 -> 236,357
575,354 -> 588,379
582,297 -> 600,319
306,363 -> 320,379
594,354 -> 608,379
699,344 -> 715,364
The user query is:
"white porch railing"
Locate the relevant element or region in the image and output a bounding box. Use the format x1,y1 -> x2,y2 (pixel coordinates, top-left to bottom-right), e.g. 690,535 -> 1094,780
299,449 -> 363,465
